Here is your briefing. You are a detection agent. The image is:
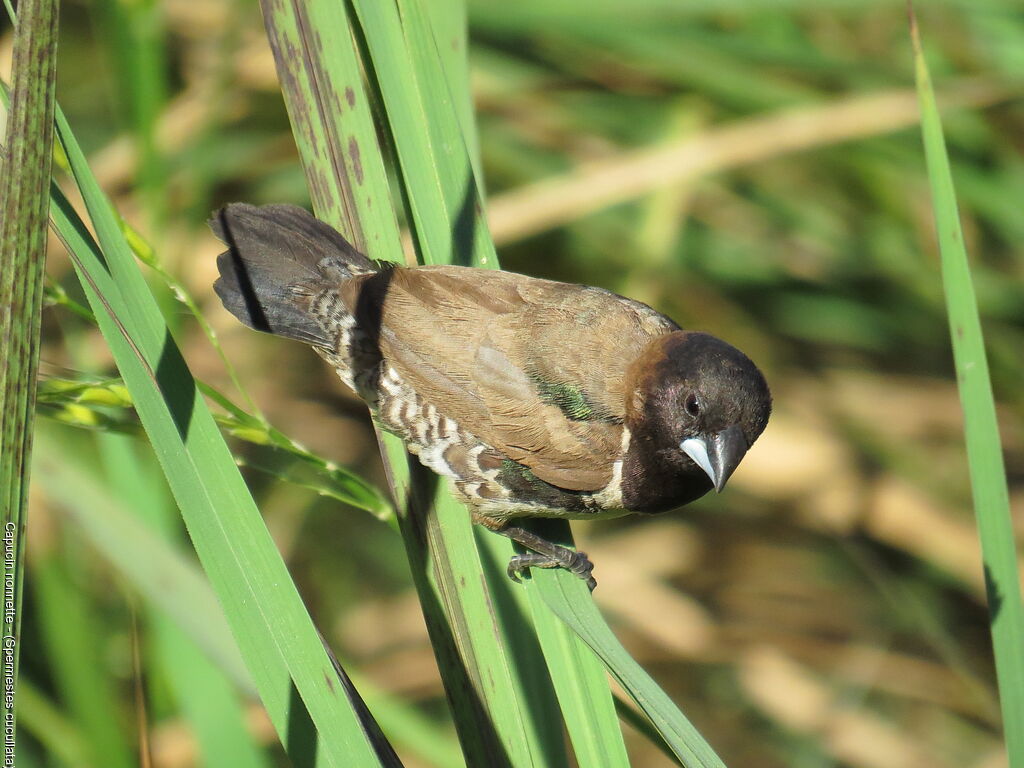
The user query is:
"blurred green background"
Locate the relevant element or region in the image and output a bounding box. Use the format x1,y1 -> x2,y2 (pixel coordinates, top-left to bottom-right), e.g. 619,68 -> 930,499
4,0 -> 1023,766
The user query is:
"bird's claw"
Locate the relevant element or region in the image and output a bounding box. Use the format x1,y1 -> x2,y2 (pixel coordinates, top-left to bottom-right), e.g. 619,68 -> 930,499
507,548 -> 597,591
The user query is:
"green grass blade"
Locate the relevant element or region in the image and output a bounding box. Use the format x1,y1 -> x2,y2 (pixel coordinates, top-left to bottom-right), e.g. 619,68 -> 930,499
259,5 -> 509,763
259,2 -> 570,764
424,0 -> 480,181
911,13 -> 1024,766
353,3 -> 579,764
535,569 -> 726,768
153,620 -> 272,768
382,447 -> 567,766
492,525 -> 626,767
0,0 -> 58,740
524,593 -> 628,766
31,541 -> 135,768
34,427 -> 252,689
14,680 -> 91,768
35,427 -> 463,768
33,367 -> 393,519
48,107 -> 399,767
258,1 -> 403,263
197,381 -> 394,519
123,218 -> 264,418
400,6 -> 628,761
95,432 -> 272,768
614,696 -> 685,768
92,0 -> 169,230
351,0 -> 495,268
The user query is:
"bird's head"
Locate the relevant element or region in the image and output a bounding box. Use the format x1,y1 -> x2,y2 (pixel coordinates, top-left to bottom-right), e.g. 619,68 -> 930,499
627,331 -> 771,494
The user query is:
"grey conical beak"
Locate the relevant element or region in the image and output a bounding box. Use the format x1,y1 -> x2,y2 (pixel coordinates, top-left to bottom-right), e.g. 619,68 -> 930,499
680,424 -> 748,492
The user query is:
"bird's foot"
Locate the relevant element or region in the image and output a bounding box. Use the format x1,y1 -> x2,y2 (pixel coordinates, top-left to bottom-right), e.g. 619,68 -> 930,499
507,551 -> 596,591
496,525 -> 597,591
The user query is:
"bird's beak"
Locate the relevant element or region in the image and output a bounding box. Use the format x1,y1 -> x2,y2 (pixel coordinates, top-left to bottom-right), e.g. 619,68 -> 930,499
680,424 -> 748,492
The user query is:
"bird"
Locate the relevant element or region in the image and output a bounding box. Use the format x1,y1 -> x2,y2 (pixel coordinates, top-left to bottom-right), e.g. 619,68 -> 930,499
211,203 -> 771,589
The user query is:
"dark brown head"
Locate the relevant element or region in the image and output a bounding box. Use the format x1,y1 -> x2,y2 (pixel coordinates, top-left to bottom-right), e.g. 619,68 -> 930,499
622,331 -> 771,512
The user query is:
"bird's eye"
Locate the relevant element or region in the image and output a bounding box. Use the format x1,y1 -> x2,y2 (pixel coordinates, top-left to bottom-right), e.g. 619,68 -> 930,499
684,393 -> 700,417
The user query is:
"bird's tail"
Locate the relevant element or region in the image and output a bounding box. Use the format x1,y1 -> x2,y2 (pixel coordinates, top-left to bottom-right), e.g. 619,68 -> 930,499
209,203 -> 378,348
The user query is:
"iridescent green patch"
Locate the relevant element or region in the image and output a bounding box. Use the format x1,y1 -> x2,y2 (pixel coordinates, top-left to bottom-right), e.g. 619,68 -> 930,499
530,376 -> 619,423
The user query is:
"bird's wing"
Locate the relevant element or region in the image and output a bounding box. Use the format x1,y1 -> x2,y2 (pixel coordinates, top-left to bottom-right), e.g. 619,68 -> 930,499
343,265 -> 676,491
